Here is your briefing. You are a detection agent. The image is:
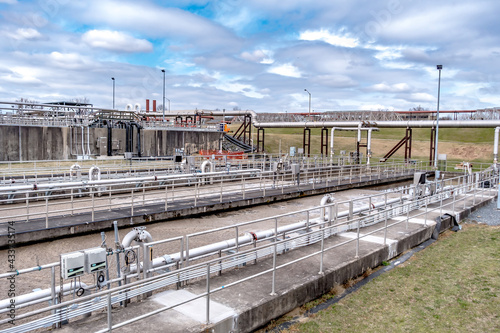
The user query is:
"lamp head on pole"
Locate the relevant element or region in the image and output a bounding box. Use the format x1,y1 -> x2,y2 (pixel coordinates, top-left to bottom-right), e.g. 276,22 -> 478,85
161,69 -> 165,73
436,65 -> 442,70
111,77 -> 115,81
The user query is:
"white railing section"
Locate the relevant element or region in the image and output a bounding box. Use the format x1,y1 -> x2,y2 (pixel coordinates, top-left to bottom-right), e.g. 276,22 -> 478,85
0,162 -> 424,228
0,170 -> 496,332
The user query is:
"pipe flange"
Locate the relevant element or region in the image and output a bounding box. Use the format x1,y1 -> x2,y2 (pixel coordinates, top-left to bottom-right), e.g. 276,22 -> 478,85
162,255 -> 173,265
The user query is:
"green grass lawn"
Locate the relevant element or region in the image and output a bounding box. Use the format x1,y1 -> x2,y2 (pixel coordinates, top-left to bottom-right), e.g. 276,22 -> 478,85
284,225 -> 500,333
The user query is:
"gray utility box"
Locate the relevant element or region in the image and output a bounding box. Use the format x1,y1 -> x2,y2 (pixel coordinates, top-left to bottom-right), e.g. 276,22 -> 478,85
61,252 -> 85,279
273,161 -> 283,172
291,164 -> 300,175
413,172 -> 426,186
97,137 -> 120,154
84,247 -> 107,273
97,137 -> 107,153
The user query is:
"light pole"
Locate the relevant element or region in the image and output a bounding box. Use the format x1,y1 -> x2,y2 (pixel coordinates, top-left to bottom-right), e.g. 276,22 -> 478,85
111,77 -> 115,109
161,69 -> 166,122
434,65 -> 442,169
304,89 -> 311,116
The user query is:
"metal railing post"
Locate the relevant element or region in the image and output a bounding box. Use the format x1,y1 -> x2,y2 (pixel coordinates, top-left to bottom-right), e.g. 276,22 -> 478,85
235,226 -> 239,253
25,192 -> 29,222
355,219 -> 360,258
194,183 -> 198,207
383,210 -> 388,245
206,264 -> 211,324
406,201 -> 410,230
164,184 -> 168,211
104,291 -> 112,332
424,197 -> 428,227
45,196 -> 49,228
271,243 -> 277,296
319,228 -> 325,275
348,200 -> 353,220
109,187 -> 112,211
243,177 -> 246,199
91,188 -> 95,222
51,266 -> 56,325
220,178 -> 223,203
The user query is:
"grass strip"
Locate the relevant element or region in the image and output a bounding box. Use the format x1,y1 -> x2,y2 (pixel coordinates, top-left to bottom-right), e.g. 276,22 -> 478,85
284,224 -> 499,333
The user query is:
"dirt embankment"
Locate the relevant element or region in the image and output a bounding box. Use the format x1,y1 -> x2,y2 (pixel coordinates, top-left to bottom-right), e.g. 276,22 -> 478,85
265,134 -> 493,161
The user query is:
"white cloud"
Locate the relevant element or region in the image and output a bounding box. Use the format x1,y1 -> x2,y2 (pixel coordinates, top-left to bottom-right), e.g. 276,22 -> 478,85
1,67 -> 42,84
360,104 -> 394,111
47,52 -> 96,70
240,49 -> 274,64
0,0 -> 17,4
268,63 -> 301,78
300,29 -> 358,48
82,30 -> 153,53
371,82 -> 411,93
409,93 -> 435,102
214,81 -> 265,99
76,1 -> 240,49
9,28 -> 43,40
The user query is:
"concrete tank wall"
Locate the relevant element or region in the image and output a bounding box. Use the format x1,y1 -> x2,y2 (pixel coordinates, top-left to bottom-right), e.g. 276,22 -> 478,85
0,125 -> 222,161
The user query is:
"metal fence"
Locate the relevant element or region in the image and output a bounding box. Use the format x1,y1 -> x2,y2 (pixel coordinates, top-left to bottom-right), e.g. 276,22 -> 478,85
0,169 -> 496,332
0,161 -> 425,228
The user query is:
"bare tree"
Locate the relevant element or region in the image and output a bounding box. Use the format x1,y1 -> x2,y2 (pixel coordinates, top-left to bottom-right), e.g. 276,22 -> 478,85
408,105 -> 431,120
409,105 -> 429,111
71,97 -> 91,105
15,97 -> 39,111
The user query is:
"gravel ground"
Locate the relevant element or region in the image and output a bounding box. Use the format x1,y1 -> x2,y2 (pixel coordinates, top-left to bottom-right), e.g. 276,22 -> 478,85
465,198 -> 500,226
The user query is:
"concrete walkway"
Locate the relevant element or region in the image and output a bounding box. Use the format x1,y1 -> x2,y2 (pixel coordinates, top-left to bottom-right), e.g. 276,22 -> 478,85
55,188 -> 496,333
0,171 -> 416,248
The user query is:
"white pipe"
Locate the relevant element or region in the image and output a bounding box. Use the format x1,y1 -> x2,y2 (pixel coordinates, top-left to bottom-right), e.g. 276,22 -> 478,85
367,129 -> 373,165
70,164 -> 81,181
494,127 -> 499,164
0,168 -> 262,192
0,282 -> 87,310
320,195 -> 334,221
147,109 -> 500,129
122,228 -> 153,249
200,160 -> 214,184
80,126 -> 84,156
255,120 -> 500,129
130,195 -> 407,273
200,160 -> 213,173
87,126 -> 91,156
330,127 -> 379,158
89,166 -> 101,181
330,128 -> 335,156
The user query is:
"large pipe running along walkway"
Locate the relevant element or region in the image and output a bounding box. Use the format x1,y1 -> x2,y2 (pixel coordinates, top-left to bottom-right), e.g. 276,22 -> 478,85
0,163 -> 422,247
0,170 -> 496,333
169,109 -> 500,128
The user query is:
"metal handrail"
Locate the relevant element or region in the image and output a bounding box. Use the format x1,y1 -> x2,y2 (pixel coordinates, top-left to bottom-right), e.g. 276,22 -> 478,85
1,171 -> 495,332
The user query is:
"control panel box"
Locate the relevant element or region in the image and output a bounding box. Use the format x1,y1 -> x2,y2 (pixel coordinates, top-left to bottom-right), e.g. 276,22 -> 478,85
84,247 -> 107,273
61,252 -> 85,279
413,172 -> 426,186
291,164 -> 300,175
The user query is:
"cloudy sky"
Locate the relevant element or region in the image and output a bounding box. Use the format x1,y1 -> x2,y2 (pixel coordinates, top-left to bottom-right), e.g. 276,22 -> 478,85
0,0 -> 499,113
